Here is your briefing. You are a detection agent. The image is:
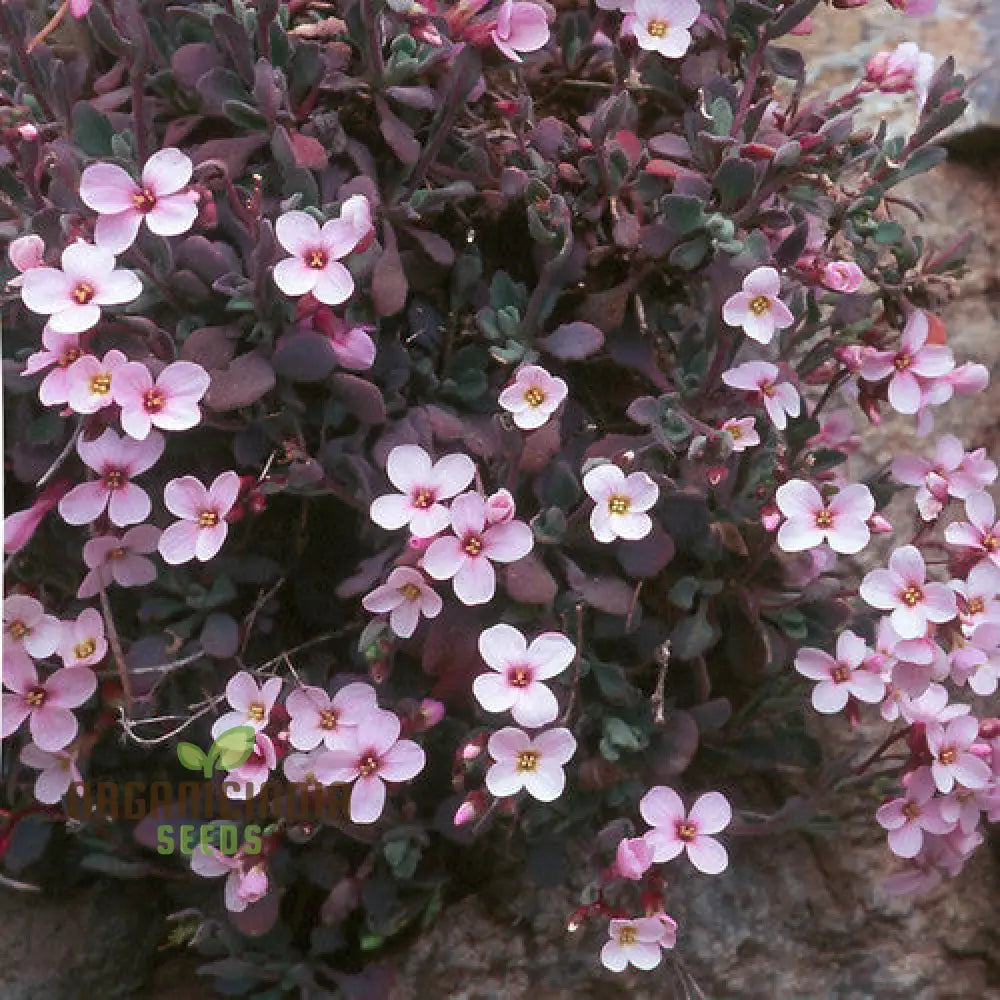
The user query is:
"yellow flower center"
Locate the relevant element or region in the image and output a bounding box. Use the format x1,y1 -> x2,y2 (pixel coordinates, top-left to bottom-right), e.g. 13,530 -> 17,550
894,354 -> 912,371
72,282 -> 95,305
508,667 -> 531,689
400,583 -> 422,601
761,380 -> 776,398
247,703 -> 266,723
646,18 -> 669,37
90,373 -> 112,395
199,510 -> 219,528
73,638 -> 97,660
523,387 -> 546,408
939,746 -> 957,766
411,488 -> 435,510
359,752 -> 379,777
104,469 -> 125,490
608,494 -> 631,516
8,620 -> 29,640
901,585 -> 922,608
815,509 -> 834,529
618,925 -> 638,945
969,597 -> 986,615
143,388 -> 167,413
462,534 -> 483,556
902,801 -> 921,821
109,547 -> 127,559
515,749 -> 539,773
319,709 -> 338,731
676,819 -> 697,842
749,295 -> 771,316
133,187 -> 157,212
306,248 -> 328,270
831,665 -> 850,684
59,347 -> 82,368
26,687 -> 46,707
729,425 -> 742,440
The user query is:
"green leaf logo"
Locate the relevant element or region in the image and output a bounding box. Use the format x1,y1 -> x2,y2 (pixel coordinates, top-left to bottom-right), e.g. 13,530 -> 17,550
208,726 -> 256,772
177,742 -> 207,772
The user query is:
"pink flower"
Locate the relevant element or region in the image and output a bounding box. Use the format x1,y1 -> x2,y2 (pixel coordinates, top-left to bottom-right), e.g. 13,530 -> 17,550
223,733 -> 277,800
20,241 -> 142,334
897,682 -> 970,727
3,595 -> 62,665
582,464 -> 658,544
721,361 -> 800,430
1,655 -> 96,751
6,233 -> 45,287
484,726 -> 576,801
69,0 -> 92,17
370,445 -> 476,538
190,848 -> 270,913
4,480 -> 71,556
721,416 -> 759,452
422,492 -> 534,605
615,836 -> 654,880
19,743 -> 84,804
158,471 -> 241,564
892,435 -> 997,521
211,673 -> 284,739
273,197 -> 372,306
58,608 -> 107,668
860,312 -> 955,414
58,428 -> 164,527
623,0 -> 699,59
937,784 -> 991,835
600,916 -> 673,972
490,0 -> 550,62
775,479 -> 874,555
944,492 -> 1000,566
312,310 -> 377,370
286,681 -> 378,752
866,42 -> 935,107
822,260 -> 864,293
876,767 -> 954,858
951,562 -> 1000,632
283,748 -> 340,786
65,348 -> 130,414
22,326 -> 86,406
926,716 -> 992,793
860,545 -> 958,639
794,631 -> 886,714
721,267 -> 794,344
362,567 -> 443,638
113,360 -> 211,440
498,364 -> 568,430
472,623 -> 575,728
640,787 -> 732,874
80,148 -> 198,253
77,525 -> 162,599
320,708 -> 426,823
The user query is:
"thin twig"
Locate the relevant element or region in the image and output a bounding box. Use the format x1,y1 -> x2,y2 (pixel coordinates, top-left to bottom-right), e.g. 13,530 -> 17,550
651,640 -> 670,725
36,420 -> 82,488
99,583 -> 133,705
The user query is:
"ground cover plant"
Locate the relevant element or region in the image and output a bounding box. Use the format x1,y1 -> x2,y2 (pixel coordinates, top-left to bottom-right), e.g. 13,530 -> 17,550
2,0 -> 997,994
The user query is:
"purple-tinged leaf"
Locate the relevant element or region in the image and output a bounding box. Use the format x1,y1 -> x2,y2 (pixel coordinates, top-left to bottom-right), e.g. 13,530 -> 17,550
504,553 -> 558,605
330,373 -> 387,424
377,97 -> 421,166
538,321 -> 605,360
204,352 -> 276,411
273,332 -> 338,382
617,524 -> 675,579
372,224 -> 408,317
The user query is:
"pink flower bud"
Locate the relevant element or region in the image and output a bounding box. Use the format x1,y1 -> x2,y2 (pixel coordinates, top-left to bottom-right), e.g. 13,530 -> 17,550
485,488 -> 516,524
822,261 -> 865,293
454,799 -> 479,826
17,123 -> 39,141
868,512 -> 893,534
761,503 -> 782,532
417,698 -> 445,729
615,836 -> 653,880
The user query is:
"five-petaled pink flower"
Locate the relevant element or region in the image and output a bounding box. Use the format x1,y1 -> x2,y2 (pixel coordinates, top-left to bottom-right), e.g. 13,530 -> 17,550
158,471 -> 241,564
7,233 -> 45,288
77,525 -> 162,599
22,326 -> 86,406
892,435 -> 997,522
19,743 -> 84,804
80,148 -> 198,253
722,361 -> 800,430
721,416 -> 759,452
286,681 -> 378,752
600,915 -> 676,972
944,491 -> 1000,567
624,0 -> 699,59
485,726 -> 577,801
370,444 -> 475,538
113,360 -> 211,440
583,463 -> 658,544
59,428 -> 165,527
822,261 -> 864,293
58,608 -> 108,668
876,767 -> 954,858
20,241 -> 142,334
1,655 -> 96,751
3,595 -> 62,667
860,545 -> 958,640
775,479 -> 875,555
321,708 -> 426,824
65,348 -> 130,414
490,0 -> 550,62
860,311 -> 955,415
422,491 -> 534,604
722,267 -> 795,344
926,716 -> 992,794
794,630 -> 886,714
273,197 -> 372,306
362,567 -> 443,639
211,672 -> 284,739
472,623 -> 575,728
951,561 -> 1000,632
640,786 -> 732,874
498,364 -> 568,430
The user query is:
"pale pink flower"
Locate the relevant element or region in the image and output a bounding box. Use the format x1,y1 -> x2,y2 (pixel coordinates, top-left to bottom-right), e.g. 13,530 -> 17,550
860,312 -> 954,414
624,0 -> 699,59
7,233 -> 45,287
190,848 -> 270,913
320,708 -> 426,823
211,673 -> 284,739
370,444 -> 476,538
876,767 -> 954,858
721,361 -> 800,430
822,261 -> 864,293
947,362 -> 990,397
794,630 -> 886,713
283,748 -> 340,786
77,525 -> 162,599
485,488 -> 516,524
807,410 -> 860,453
937,784 -> 991,835
866,42 -> 933,96
312,311 -> 377,370
3,595 -> 62,665
484,726 -> 576,802
65,348 -> 130,414
582,464 -> 658,544
490,0 -> 550,62
896,682 -> 970,727
58,608 -> 107,668
158,471 -> 241,564
80,148 -> 198,253
775,479 -> 874,555
721,267 -> 794,344
422,492 -> 534,605
223,733 -> 277,800
1,655 -> 96,751
19,743 -> 84,804
721,416 -> 759,452
859,545 -> 958,640
892,435 -> 997,521
4,480 -> 71,556
58,428 -> 164,527
273,197 -> 372,305
952,562 -> 1000,632
113,360 -> 211,440
20,241 -> 142,334
498,364 -> 568,430
21,326 -> 86,406
944,491 -> 1000,566
926,716 -> 991,794
600,916 -> 672,972
640,787 -> 732,874
472,624 -> 575,728
285,681 -> 378,752
362,567 -> 443,638
615,836 -> 654,880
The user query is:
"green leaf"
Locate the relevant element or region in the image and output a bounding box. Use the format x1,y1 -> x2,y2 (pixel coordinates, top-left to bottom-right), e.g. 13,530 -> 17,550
72,103 -> 115,157
209,726 -> 257,771
177,742 -> 207,771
